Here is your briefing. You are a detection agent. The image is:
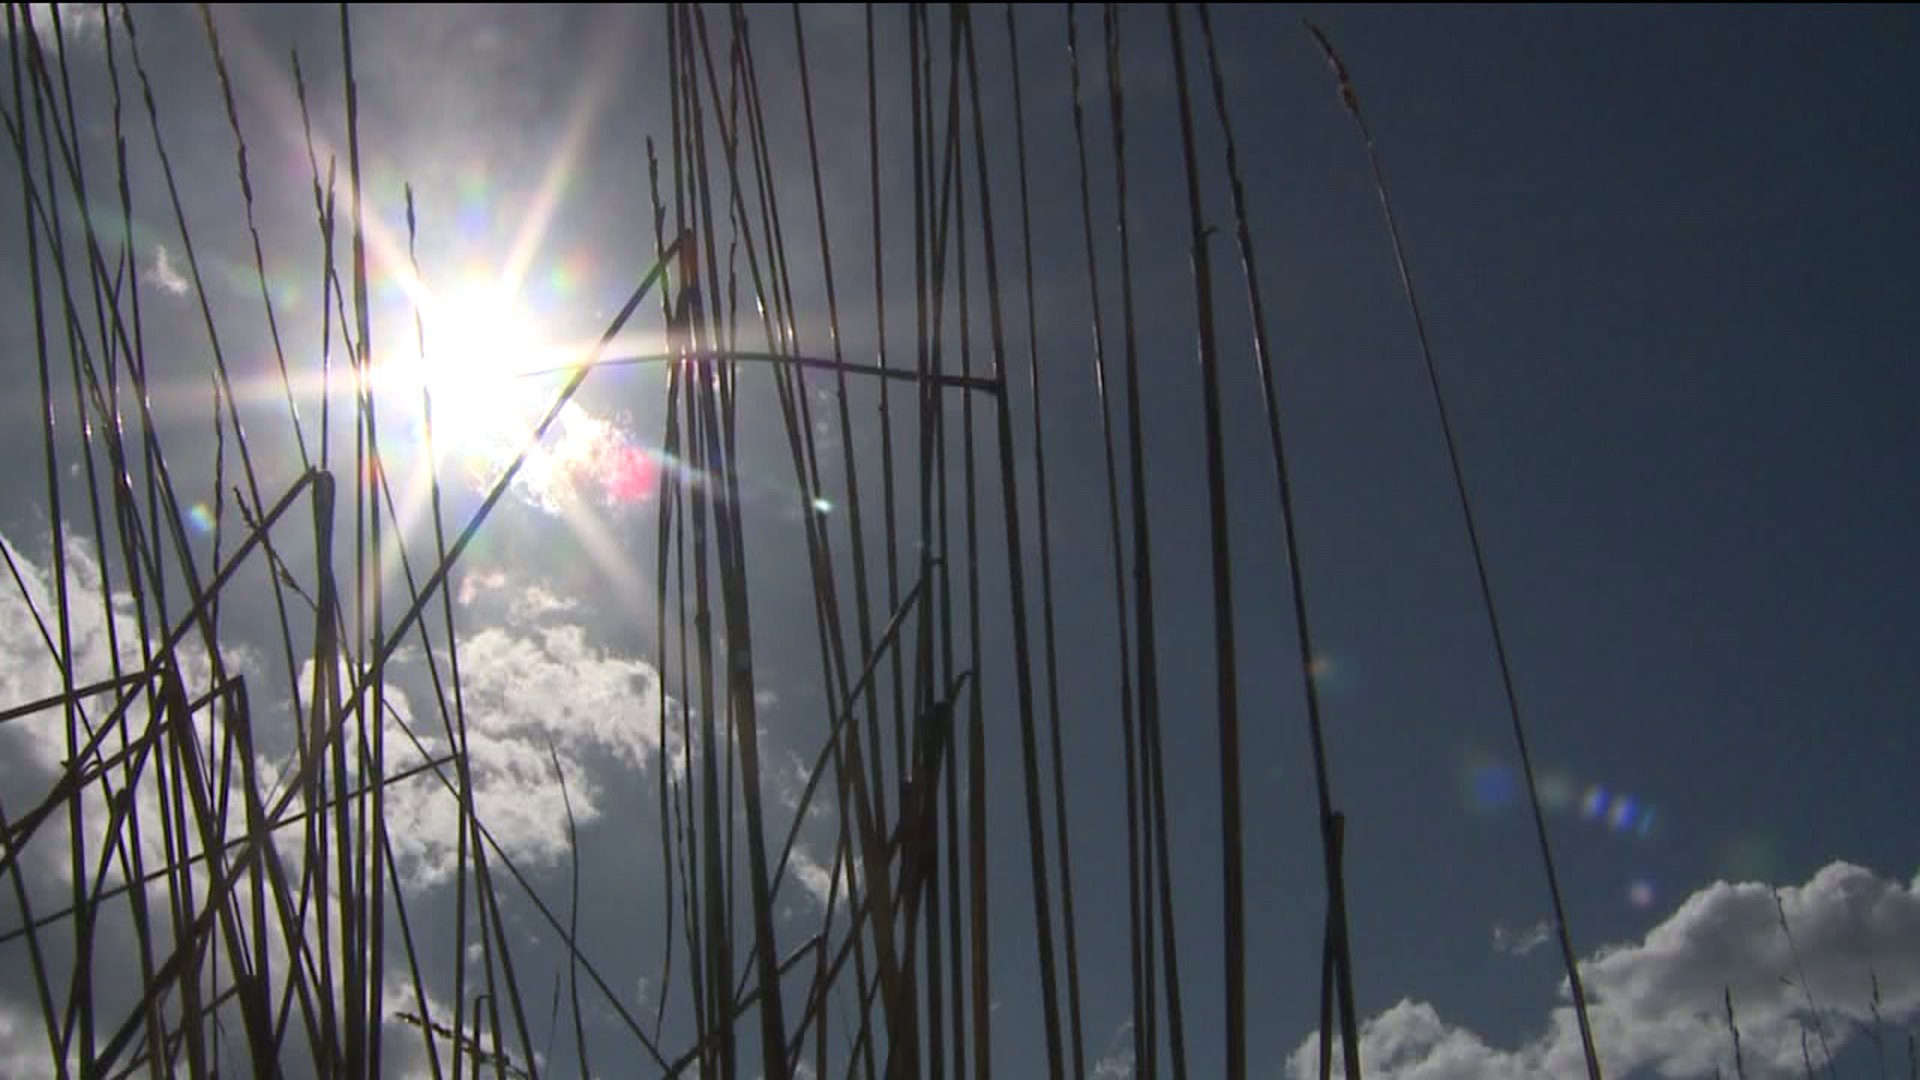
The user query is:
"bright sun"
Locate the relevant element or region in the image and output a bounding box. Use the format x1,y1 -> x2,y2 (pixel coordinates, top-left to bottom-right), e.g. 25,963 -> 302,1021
376,279 -> 659,513
385,283 -> 568,465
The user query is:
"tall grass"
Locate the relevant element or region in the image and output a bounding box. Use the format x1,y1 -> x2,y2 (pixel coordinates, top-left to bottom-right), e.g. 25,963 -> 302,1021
0,5 -> 1643,1079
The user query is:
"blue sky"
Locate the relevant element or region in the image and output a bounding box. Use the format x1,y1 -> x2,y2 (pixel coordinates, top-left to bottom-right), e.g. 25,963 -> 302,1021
0,5 -> 1915,1078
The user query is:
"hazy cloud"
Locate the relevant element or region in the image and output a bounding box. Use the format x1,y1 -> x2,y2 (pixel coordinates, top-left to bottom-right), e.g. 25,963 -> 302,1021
5,5 -> 105,51
1493,919 -> 1553,958
144,242 -> 190,297
0,1000 -> 61,1080
1092,1021 -> 1136,1080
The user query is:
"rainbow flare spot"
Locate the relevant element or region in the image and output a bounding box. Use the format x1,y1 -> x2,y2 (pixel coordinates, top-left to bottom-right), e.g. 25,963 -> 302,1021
1581,785 -> 1608,821
1469,763 -> 1516,812
1608,794 -> 1638,832
1537,771 -> 1575,811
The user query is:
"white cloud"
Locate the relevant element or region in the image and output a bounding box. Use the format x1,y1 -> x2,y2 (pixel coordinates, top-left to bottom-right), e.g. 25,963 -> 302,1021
143,242 -> 190,297
1493,919 -> 1552,958
378,587 -> 681,889
0,536 -> 682,1075
1289,861 -> 1920,1080
509,584 -> 576,621
1289,1000 -> 1537,1080
788,843 -> 842,910
457,567 -> 509,607
0,531 -> 328,1074
0,532 -> 248,889
383,977 -> 480,1080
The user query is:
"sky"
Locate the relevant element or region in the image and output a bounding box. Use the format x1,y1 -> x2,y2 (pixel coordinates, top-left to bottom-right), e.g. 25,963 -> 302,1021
0,4 -> 1916,1079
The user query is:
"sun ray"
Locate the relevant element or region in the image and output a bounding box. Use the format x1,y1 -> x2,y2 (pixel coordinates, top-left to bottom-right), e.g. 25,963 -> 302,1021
494,9 -> 636,299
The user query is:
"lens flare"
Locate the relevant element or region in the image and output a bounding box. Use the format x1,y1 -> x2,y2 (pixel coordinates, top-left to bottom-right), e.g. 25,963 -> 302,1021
604,444 -> 661,504
1305,651 -> 1352,696
1457,755 -> 1659,846
1608,794 -> 1638,832
1537,771 -> 1576,812
1580,785 -> 1608,821
186,503 -> 215,535
374,277 -> 669,518
1469,763 -> 1516,812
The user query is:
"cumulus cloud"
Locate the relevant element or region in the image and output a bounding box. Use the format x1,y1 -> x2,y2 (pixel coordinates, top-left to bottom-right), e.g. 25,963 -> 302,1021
0,534 -> 684,1072
378,584 -> 682,889
0,532 -> 250,888
0,531 -> 310,1073
1288,861 -> 1920,1080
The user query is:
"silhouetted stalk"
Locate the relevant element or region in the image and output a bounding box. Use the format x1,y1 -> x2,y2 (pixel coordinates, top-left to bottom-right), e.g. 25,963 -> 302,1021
1774,889 -> 1837,1080
1103,7 -> 1188,1075
198,4 -> 309,467
1193,8 -> 1365,1076
543,745 -> 591,1080
958,8 -> 1068,1078
1307,21 -> 1596,1079
1064,7 -> 1150,1073
8,9 -> 82,1070
794,13 -> 887,880
339,7 -> 394,1066
1869,971 -> 1889,1080
0,750 -> 453,941
694,50 -> 799,1075
1161,12 -> 1248,1075
1004,9 -> 1088,1075
1725,987 -> 1748,1080
866,11 -> 910,895
0,9 -> 1682,1076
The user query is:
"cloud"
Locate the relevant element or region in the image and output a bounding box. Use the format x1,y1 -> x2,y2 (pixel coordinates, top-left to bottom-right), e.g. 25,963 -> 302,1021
5,5 -> 104,51
0,532 -> 248,888
509,583 -> 577,620
143,242 -> 190,297
0,532 -> 333,1074
0,535 -> 684,1075
382,977 -> 513,1080
788,843 -> 843,911
1092,1021 -> 1136,1080
1493,919 -> 1552,958
1288,861 -> 1920,1080
0,1000 -> 62,1080
377,584 -> 682,889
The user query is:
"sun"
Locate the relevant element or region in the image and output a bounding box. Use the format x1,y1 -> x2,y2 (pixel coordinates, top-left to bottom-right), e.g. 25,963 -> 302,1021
378,281 -> 574,471
374,276 -> 661,516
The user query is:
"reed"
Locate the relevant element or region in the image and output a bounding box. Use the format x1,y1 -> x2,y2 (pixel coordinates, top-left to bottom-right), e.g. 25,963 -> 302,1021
0,6 -> 1686,1079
